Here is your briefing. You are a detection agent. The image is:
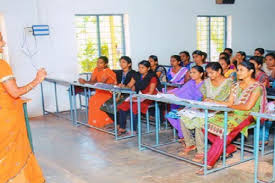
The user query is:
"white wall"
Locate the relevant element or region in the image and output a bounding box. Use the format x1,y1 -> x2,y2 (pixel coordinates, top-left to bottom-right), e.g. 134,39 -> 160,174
0,0 -> 43,117
1,0 -> 275,116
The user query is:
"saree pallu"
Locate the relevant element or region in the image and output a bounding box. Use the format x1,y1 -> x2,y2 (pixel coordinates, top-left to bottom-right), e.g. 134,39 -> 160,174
224,69 -> 235,78
256,71 -> 270,87
167,67 -> 188,85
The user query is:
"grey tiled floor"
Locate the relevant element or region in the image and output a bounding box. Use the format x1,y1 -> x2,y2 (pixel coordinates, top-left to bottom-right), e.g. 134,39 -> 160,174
30,115 -> 273,183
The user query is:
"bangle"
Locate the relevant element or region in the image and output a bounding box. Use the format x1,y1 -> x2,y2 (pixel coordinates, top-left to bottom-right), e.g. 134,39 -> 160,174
25,85 -> 30,92
39,78 -> 44,83
28,84 -> 33,90
26,84 -> 34,92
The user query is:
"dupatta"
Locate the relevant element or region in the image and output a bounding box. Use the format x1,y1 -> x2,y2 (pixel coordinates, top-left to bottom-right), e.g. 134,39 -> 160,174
167,67 -> 188,84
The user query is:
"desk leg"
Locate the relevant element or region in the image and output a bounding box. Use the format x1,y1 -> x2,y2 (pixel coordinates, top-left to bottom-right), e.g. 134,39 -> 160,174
146,110 -> 150,133
84,88 -> 88,123
164,84 -> 168,129
272,129 -> 275,181
261,124 -> 265,156
113,92 -> 118,140
254,117 -> 261,183
155,101 -> 159,146
72,84 -> 78,126
130,93 -> 134,135
68,85 -> 75,124
204,109 -> 209,175
138,97 -> 142,150
40,83 -> 46,115
54,82 -> 59,113
23,103 -> 34,152
222,111 -> 228,167
241,132 -> 244,161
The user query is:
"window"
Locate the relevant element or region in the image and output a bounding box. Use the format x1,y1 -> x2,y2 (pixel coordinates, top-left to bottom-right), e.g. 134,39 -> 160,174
197,16 -> 227,62
75,15 -> 126,72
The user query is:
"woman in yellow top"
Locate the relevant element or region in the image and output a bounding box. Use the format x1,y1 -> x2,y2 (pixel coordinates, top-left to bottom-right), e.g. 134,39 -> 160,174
0,33 -> 46,182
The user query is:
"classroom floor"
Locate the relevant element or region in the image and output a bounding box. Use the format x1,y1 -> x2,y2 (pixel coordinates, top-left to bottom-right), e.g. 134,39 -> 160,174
30,114 -> 274,183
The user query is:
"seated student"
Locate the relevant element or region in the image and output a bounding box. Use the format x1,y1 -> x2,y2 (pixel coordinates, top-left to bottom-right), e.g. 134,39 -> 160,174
202,51 -> 208,62
262,53 -> 275,144
179,51 -> 192,70
166,66 -> 204,140
232,51 -> 246,68
198,61 -> 267,174
149,55 -> 167,82
78,56 -> 117,128
105,56 -> 136,125
148,55 -> 166,121
179,62 -> 232,162
116,56 -> 136,87
117,60 -> 161,135
254,48 -> 265,57
249,56 -> 270,87
167,55 -> 190,85
219,56 -> 237,81
224,48 -> 233,58
219,52 -> 230,60
190,50 -> 208,69
263,52 -> 275,81
223,48 -> 236,70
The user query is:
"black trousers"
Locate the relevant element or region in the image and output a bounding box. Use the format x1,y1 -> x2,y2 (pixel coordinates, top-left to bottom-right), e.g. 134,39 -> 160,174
148,103 -> 165,123
119,110 -> 138,131
105,112 -> 120,124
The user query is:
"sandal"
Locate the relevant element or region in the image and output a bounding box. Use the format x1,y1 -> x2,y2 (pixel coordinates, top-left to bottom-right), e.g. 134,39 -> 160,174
104,124 -> 114,130
182,142 -> 186,148
220,153 -> 234,160
178,145 -> 196,157
220,146 -> 237,160
178,138 -> 185,143
192,153 -> 204,163
196,166 -> 213,175
177,138 -> 186,148
149,116 -> 155,121
117,129 -> 127,136
259,141 -> 269,145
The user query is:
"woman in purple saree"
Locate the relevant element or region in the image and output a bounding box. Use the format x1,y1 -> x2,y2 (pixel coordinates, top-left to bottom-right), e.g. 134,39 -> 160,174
167,55 -> 190,85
